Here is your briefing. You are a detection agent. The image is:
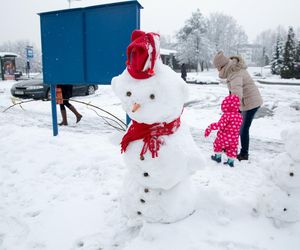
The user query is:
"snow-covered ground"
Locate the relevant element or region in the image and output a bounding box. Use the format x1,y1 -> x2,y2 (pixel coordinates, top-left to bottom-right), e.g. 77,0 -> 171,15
186,67 -> 300,85
1,68 -> 300,250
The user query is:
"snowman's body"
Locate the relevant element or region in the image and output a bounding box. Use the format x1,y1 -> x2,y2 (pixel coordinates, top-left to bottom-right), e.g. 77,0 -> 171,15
112,54 -> 205,223
123,123 -> 199,190
122,173 -> 196,223
259,128 -> 300,227
263,188 -> 300,227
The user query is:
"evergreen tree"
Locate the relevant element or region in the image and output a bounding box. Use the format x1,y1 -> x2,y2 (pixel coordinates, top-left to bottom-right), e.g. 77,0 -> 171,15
271,36 -> 284,75
294,41 -> 300,79
264,54 -> 270,66
281,27 -> 296,79
295,41 -> 300,62
254,26 -> 287,66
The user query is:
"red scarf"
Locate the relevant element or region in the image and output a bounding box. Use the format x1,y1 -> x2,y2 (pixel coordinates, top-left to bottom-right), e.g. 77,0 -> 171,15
121,117 -> 181,158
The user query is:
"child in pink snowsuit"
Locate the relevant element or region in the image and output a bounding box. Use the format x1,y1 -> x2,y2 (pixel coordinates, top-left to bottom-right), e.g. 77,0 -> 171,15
204,94 -> 243,167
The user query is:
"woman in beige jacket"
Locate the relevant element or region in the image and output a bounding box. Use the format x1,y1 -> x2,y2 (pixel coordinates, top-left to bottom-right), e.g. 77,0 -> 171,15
213,51 -> 263,161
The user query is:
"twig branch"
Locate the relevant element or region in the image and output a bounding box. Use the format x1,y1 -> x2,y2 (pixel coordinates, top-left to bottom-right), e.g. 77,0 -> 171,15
87,107 -> 126,131
3,98 -> 128,132
69,99 -> 127,129
2,98 -> 38,112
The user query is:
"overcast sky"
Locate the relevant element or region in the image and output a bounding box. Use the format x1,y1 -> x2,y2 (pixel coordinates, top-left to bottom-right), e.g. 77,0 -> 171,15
1,0 -> 300,48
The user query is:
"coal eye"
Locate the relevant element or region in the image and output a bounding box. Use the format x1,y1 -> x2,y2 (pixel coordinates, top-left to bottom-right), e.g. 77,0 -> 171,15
150,94 -> 155,100
126,91 -> 132,97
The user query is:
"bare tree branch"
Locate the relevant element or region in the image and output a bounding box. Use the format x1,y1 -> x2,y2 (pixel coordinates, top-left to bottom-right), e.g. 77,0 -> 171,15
2,98 -> 128,131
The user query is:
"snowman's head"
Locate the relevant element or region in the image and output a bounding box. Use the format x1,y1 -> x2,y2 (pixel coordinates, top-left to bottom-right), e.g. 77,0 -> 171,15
281,127 -> 300,162
112,30 -> 188,124
270,127 -> 300,190
112,60 -> 188,124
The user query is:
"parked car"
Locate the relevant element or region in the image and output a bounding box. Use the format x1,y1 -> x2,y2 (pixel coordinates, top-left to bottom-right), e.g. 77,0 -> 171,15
10,74 -> 98,100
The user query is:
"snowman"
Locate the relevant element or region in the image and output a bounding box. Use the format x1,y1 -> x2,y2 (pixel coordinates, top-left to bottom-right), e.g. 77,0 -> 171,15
259,127 -> 300,227
112,30 -> 205,224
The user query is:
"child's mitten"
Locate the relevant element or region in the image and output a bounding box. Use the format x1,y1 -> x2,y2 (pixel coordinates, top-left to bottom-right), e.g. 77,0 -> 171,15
204,127 -> 211,137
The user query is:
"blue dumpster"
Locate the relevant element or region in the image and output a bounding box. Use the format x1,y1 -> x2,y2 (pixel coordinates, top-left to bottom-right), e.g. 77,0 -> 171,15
39,1 -> 143,135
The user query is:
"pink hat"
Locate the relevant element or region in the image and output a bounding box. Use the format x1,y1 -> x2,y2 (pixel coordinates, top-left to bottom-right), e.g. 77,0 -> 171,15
213,51 -> 230,69
126,30 -> 160,79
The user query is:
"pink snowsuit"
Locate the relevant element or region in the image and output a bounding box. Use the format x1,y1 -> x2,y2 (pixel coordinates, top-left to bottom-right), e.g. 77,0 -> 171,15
205,95 -> 243,158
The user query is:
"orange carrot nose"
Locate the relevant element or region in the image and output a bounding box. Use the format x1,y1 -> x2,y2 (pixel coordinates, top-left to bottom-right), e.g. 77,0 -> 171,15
132,103 -> 141,113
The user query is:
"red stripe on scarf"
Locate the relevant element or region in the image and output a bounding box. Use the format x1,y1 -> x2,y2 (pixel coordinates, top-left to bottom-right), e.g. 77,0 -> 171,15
121,117 -> 181,158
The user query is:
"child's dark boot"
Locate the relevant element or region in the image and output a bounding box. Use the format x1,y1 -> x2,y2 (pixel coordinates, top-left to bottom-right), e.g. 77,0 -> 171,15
211,153 -> 221,163
224,158 -> 234,167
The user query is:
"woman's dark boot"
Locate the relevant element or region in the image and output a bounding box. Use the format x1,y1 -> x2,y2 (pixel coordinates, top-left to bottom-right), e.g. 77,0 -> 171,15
69,105 -> 82,123
237,153 -> 249,161
59,109 -> 68,126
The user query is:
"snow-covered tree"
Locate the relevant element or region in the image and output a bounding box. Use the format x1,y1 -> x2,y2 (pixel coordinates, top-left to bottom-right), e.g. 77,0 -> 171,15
175,9 -> 213,72
271,36 -> 284,75
295,41 -> 300,63
264,54 -> 270,66
281,27 -> 297,79
254,26 -> 287,65
160,35 -> 174,50
294,41 -> 300,79
207,13 -> 248,56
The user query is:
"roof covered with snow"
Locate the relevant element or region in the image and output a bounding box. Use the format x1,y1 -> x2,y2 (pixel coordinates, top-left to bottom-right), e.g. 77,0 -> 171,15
0,52 -> 20,58
160,48 -> 177,55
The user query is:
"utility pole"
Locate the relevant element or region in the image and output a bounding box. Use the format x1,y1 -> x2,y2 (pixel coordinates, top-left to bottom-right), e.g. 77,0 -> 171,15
26,46 -> 33,78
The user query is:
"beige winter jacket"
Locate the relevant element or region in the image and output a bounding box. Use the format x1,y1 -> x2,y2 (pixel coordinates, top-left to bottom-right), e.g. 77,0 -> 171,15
220,56 -> 263,111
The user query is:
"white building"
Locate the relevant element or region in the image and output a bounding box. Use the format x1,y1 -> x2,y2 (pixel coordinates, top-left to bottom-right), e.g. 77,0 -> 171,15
160,48 -> 177,68
238,44 -> 261,66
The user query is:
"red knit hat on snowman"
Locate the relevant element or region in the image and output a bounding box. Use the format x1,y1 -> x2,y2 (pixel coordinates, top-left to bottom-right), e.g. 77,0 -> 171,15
126,30 -> 160,79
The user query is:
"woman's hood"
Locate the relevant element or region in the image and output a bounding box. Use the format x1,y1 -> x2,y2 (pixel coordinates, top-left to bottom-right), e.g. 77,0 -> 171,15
219,55 -> 247,79
228,55 -> 247,71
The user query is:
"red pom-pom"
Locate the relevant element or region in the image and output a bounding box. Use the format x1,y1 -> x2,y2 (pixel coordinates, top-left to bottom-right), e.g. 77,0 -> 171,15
131,30 -> 146,41
148,68 -> 154,76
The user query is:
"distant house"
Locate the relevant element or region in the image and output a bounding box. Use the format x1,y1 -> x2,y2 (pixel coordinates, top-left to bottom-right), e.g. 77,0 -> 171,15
0,52 -> 19,80
237,44 -> 261,66
160,48 -> 177,69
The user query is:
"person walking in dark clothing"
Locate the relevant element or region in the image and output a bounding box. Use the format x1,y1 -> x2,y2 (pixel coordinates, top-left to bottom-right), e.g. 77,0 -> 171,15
181,63 -> 187,82
57,84 -> 82,126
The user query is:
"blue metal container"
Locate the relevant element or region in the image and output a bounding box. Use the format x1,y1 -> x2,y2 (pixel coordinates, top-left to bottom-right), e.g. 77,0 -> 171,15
39,1 -> 142,85
39,1 -> 142,135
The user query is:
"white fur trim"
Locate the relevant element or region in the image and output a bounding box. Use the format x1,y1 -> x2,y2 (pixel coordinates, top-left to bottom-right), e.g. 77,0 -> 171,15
142,43 -> 152,72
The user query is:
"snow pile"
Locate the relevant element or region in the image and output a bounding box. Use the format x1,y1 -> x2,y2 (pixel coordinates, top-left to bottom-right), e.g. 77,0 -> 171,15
259,127 -> 300,227
1,69 -> 300,249
186,74 -> 220,84
258,78 -> 300,85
